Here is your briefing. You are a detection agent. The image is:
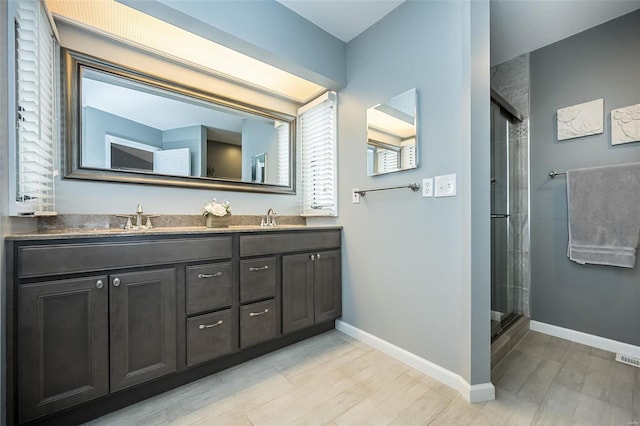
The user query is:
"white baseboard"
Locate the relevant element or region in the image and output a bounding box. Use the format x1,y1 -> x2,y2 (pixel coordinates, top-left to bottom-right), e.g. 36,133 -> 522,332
530,320 -> 640,359
335,320 -> 495,403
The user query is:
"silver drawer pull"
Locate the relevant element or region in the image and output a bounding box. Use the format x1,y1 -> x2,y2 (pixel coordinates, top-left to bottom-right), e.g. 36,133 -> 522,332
198,272 -> 222,279
248,266 -> 269,272
249,309 -> 269,317
199,320 -> 223,329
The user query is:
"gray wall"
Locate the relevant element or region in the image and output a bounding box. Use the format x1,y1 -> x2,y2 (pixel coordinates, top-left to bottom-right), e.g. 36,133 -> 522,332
311,0 -> 491,385
54,18 -> 311,215
530,10 -> 640,345
207,141 -> 241,179
83,107 -> 163,168
241,120 -> 278,184
122,0 -> 346,90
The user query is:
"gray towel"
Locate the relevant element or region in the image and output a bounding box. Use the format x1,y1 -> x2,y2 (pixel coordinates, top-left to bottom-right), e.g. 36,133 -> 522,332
567,163 -> 640,268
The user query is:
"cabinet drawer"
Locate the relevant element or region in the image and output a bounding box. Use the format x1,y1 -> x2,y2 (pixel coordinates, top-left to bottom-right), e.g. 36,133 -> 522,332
186,310 -> 233,367
240,257 -> 276,304
186,262 -> 233,315
239,230 -> 340,257
240,299 -> 278,349
17,236 -> 232,278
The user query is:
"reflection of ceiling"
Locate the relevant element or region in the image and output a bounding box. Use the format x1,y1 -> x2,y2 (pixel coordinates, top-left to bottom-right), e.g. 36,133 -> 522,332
367,108 -> 415,139
46,0 -> 325,103
83,75 -> 246,132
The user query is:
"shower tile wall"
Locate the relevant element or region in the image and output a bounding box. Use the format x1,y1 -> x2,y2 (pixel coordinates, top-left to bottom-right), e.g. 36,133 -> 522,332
491,53 -> 530,317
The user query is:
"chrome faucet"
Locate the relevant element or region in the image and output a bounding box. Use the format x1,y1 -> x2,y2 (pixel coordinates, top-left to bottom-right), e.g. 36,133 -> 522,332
117,204 -> 159,230
135,204 -> 144,228
262,208 -> 277,227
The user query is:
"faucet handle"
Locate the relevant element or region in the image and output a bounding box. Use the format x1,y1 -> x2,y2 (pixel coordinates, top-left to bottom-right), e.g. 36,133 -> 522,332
136,204 -> 143,214
116,215 -> 134,229
144,215 -> 160,229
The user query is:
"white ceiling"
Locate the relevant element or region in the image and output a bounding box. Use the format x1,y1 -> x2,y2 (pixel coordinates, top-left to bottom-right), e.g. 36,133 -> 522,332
276,0 -> 640,65
490,0 -> 640,66
276,0 -> 404,42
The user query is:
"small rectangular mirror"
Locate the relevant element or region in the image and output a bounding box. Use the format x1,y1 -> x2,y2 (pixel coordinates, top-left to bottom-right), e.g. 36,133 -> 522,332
366,88 -> 418,176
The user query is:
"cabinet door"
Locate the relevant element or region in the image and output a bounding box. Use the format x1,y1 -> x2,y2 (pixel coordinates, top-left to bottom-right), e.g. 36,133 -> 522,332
18,276 -> 109,422
314,249 -> 342,323
109,269 -> 177,392
282,253 -> 314,334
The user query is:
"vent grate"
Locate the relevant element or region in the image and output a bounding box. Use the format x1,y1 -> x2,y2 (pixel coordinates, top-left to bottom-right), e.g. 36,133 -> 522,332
615,353 -> 640,368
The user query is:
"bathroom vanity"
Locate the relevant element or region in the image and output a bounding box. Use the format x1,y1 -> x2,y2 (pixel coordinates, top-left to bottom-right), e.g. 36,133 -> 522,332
5,226 -> 342,425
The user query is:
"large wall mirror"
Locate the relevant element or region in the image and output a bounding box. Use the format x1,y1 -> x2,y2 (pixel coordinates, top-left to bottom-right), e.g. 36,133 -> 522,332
63,49 -> 296,194
366,88 -> 418,176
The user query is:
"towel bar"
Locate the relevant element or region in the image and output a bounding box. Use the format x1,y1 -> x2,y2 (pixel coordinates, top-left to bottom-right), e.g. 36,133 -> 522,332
549,170 -> 567,179
355,183 -> 420,196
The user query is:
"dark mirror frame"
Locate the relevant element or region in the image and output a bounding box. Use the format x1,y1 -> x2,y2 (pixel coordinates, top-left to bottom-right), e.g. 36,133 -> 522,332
62,48 -> 297,194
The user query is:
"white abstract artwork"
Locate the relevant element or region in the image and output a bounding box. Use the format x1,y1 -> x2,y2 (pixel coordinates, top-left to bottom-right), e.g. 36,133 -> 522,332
557,98 -> 604,141
611,103 -> 640,145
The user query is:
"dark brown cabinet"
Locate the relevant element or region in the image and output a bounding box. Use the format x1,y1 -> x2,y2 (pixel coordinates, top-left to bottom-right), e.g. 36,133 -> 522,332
17,269 -> 177,421
109,269 -> 177,391
9,230 -> 340,425
185,262 -> 233,314
187,309 -> 233,367
282,249 -> 341,334
18,276 -> 109,422
240,299 -> 278,348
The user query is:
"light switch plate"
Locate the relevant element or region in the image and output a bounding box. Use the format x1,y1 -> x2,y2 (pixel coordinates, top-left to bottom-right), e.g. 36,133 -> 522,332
352,188 -> 361,204
422,178 -> 433,197
435,174 -> 457,197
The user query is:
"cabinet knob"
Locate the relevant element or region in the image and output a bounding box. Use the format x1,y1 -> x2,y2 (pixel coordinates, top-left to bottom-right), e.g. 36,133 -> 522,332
317,253 -> 321,259
310,254 -> 315,261
113,278 -> 121,287
96,280 -> 104,289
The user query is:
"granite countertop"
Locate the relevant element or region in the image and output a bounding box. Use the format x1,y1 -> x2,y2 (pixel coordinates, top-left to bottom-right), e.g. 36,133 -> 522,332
5,214 -> 341,241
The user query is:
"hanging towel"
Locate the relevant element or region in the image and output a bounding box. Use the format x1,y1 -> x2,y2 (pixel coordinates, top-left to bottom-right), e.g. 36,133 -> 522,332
567,162 -> 640,268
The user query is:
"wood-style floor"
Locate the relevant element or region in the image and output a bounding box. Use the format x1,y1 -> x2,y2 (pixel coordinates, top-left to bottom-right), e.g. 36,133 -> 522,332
86,330 -> 640,425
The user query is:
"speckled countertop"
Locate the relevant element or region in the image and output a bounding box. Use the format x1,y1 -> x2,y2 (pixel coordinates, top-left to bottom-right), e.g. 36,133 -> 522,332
5,214 -> 341,241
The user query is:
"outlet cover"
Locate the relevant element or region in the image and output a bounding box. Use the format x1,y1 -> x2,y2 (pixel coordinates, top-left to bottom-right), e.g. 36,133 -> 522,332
435,174 -> 457,197
352,189 -> 361,204
422,178 -> 433,197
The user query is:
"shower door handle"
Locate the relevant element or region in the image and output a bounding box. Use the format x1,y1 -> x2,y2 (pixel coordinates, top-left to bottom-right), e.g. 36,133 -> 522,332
490,214 -> 509,219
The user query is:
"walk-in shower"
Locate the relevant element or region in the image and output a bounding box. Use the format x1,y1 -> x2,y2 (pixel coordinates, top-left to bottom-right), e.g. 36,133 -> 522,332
490,91 -> 524,339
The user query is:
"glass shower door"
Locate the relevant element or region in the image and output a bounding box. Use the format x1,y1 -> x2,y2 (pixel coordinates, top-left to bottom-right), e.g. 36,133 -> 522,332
490,101 -> 514,338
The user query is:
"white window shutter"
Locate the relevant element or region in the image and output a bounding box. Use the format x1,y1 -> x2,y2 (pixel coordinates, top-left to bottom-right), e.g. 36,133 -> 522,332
276,121 -> 290,186
401,143 -> 416,169
378,149 -> 399,174
15,0 -> 57,215
299,92 -> 337,216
